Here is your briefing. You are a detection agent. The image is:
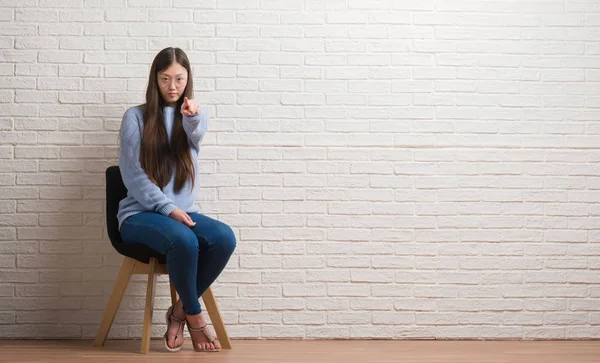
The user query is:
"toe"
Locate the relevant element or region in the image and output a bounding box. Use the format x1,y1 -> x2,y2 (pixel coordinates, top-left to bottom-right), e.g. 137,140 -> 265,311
168,333 -> 179,349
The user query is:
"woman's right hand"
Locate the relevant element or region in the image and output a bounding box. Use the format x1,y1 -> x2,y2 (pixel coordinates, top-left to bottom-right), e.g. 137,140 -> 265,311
168,208 -> 196,227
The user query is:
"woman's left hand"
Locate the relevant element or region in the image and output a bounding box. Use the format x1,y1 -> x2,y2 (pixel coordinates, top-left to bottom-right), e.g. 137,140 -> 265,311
181,97 -> 200,117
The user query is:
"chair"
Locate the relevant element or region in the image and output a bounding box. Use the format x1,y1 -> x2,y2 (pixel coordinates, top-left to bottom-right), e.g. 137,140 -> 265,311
93,165 -> 231,353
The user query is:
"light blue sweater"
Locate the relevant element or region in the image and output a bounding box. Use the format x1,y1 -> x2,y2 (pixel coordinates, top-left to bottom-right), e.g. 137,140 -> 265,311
116,104 -> 209,229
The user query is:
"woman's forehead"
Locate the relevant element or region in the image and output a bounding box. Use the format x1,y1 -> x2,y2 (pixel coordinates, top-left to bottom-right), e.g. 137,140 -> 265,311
159,63 -> 187,77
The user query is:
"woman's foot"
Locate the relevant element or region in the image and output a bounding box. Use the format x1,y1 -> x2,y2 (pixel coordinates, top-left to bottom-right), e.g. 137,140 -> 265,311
164,300 -> 186,351
186,312 -> 221,352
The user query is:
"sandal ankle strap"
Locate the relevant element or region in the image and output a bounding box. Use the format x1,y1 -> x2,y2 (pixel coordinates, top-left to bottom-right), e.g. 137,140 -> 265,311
169,312 -> 185,323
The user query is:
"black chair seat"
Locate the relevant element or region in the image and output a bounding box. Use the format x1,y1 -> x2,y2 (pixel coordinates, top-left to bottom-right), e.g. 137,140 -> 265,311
106,165 -> 167,265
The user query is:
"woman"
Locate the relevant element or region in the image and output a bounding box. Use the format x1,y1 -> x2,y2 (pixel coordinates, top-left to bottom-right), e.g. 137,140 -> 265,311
116,47 -> 236,352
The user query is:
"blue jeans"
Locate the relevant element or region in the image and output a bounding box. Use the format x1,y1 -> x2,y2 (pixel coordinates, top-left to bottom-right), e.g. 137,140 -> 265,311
120,212 -> 236,315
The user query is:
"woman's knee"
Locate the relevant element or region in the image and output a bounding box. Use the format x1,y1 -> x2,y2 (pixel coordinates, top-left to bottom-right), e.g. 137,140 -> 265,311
169,229 -> 198,254
215,222 -> 236,255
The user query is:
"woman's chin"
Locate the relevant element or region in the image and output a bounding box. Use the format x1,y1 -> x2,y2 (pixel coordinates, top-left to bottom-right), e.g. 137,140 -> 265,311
163,96 -> 179,105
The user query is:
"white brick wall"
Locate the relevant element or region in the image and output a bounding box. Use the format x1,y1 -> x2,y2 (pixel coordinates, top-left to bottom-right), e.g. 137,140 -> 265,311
1,0 -> 600,340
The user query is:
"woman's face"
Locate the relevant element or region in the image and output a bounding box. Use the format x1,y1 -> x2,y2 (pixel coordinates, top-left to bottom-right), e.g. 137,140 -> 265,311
157,62 -> 188,107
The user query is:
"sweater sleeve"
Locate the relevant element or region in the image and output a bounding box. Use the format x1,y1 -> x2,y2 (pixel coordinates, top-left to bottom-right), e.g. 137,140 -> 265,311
181,107 -> 209,150
118,108 -> 177,217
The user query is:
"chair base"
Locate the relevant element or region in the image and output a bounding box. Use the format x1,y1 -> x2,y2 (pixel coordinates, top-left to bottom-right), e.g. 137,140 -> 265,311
93,256 -> 231,353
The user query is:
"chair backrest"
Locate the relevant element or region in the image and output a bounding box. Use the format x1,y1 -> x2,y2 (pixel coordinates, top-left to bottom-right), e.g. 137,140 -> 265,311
105,165 -> 166,264
105,165 -> 127,246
